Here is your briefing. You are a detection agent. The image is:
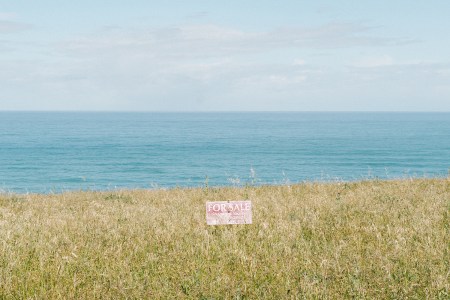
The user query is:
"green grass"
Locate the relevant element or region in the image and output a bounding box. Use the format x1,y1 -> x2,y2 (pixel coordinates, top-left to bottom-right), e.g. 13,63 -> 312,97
1,179 -> 449,299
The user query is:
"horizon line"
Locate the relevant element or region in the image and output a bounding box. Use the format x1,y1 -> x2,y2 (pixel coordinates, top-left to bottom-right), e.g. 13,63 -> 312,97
1,110 -> 450,113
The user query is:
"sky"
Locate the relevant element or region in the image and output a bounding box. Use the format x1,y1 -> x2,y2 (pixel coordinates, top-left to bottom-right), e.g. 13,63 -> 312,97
1,1 -> 449,111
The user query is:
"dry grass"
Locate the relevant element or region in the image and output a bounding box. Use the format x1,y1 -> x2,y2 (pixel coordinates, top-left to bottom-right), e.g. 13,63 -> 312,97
1,179 -> 449,299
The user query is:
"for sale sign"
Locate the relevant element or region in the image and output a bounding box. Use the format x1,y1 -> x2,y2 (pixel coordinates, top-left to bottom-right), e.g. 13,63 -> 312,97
206,200 -> 252,225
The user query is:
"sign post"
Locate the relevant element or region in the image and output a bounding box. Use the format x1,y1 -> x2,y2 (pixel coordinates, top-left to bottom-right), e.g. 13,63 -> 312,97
206,200 -> 252,225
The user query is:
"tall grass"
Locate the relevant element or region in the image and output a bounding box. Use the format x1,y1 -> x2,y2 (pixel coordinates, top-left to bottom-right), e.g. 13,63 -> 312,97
1,179 -> 449,299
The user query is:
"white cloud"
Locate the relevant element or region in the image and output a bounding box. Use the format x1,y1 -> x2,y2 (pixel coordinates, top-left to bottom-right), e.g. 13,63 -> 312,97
2,19 -> 446,111
58,22 -> 408,60
293,59 -> 306,66
0,20 -> 31,33
353,55 -> 394,68
0,12 -> 18,20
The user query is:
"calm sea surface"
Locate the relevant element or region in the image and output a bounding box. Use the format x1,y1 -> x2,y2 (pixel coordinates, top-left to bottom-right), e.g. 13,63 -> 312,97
0,112 -> 449,193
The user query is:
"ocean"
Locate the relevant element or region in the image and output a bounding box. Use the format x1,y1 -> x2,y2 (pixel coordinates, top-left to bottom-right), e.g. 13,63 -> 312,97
1,112 -> 449,193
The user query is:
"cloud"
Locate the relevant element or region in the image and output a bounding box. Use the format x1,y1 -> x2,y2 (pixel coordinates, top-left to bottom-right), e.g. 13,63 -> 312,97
58,21 -> 410,60
2,53 -> 449,111
49,21 -> 404,93
293,59 -> 306,66
0,20 -> 31,33
353,55 -> 394,68
0,12 -> 19,21
4,19 -> 445,111
185,11 -> 209,20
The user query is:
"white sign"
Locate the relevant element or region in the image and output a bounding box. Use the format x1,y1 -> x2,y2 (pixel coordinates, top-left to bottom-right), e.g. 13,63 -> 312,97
206,200 -> 252,225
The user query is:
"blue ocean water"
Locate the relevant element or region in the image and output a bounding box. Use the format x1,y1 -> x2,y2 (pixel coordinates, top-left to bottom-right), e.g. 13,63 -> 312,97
0,112 -> 449,193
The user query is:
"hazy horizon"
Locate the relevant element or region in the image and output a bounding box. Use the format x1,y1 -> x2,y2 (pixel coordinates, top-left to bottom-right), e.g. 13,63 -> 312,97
1,110 -> 450,113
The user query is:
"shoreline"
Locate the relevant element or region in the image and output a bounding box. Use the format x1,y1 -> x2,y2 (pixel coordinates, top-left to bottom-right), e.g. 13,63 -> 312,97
2,176 -> 449,196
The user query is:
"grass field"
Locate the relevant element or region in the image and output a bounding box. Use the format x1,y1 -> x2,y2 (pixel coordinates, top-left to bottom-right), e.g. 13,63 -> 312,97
1,179 -> 449,299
